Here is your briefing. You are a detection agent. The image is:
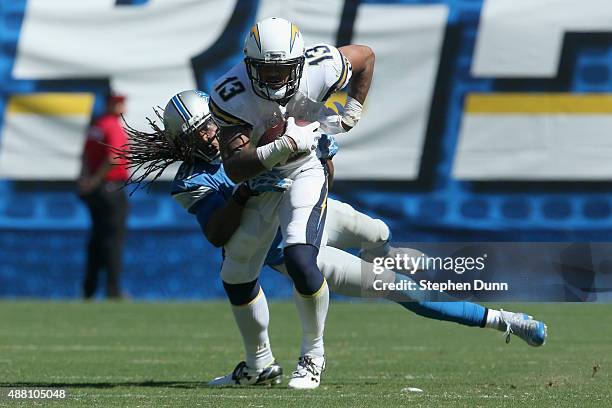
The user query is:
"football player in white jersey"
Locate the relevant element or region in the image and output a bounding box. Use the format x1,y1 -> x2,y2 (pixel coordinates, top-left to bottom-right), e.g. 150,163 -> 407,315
119,89 -> 548,388
208,17 -> 375,389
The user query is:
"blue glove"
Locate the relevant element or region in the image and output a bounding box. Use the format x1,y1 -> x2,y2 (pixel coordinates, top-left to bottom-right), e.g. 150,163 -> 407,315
316,134 -> 339,160
248,172 -> 293,194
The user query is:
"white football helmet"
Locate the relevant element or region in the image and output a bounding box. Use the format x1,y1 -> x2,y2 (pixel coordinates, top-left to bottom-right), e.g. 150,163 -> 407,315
244,17 -> 305,103
163,90 -> 220,163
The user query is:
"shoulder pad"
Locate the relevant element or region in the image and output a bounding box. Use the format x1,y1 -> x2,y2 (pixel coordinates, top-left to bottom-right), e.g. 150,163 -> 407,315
209,66 -> 253,128
304,43 -> 352,101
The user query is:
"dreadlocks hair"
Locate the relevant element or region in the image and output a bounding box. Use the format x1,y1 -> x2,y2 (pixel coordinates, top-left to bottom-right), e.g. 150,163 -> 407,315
112,108 -> 199,193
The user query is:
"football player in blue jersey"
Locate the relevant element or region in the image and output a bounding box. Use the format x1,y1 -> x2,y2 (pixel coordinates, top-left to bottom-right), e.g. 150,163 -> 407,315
119,90 -> 548,388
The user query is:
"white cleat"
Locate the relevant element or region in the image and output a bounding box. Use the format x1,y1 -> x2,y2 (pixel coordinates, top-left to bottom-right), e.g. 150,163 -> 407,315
208,361 -> 282,387
287,355 -> 326,389
499,310 -> 547,347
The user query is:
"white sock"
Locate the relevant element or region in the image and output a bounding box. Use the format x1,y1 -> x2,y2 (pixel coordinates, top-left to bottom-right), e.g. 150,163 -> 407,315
230,288 -> 274,369
485,308 -> 503,330
293,280 -> 329,358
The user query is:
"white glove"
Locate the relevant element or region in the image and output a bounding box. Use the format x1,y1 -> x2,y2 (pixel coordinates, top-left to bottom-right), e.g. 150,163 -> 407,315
341,96 -> 363,129
283,117 -> 321,153
317,108 -> 346,134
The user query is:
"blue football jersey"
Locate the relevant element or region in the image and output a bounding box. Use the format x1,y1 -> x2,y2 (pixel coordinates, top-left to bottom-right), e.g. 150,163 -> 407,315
171,161 -> 235,213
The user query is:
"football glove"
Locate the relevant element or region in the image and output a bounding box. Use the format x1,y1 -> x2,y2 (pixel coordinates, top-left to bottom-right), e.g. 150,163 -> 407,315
316,134 -> 339,160
284,117 -> 321,153
248,172 -> 293,194
341,96 -> 363,129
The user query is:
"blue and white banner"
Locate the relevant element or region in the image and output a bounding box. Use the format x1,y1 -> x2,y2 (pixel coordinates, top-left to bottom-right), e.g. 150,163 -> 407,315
3,0 -> 612,181
1,0 -> 612,238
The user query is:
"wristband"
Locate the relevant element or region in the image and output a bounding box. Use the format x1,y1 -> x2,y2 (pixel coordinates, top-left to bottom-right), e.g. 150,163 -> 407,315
256,136 -> 295,170
341,96 -> 363,129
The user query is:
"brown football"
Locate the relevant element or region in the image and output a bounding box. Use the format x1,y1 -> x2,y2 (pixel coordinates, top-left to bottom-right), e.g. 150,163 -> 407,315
258,119 -> 311,163
257,119 -> 312,147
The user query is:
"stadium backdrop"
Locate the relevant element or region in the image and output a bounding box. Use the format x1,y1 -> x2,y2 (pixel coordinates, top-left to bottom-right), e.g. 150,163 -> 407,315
1,0 -> 611,298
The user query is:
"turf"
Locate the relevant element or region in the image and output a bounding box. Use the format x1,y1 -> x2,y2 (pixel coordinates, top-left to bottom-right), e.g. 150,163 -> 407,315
0,301 -> 610,407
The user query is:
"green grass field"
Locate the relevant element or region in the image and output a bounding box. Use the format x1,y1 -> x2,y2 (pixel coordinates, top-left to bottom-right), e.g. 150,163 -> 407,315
0,301 -> 610,407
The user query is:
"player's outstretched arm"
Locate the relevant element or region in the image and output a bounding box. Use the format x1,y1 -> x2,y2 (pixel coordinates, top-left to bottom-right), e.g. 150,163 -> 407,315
338,45 -> 375,130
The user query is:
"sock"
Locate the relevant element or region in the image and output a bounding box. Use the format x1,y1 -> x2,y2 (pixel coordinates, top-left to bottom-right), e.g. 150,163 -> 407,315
379,273 -> 486,327
399,301 -> 488,327
485,308 -> 503,330
230,288 -> 274,369
293,280 -> 329,358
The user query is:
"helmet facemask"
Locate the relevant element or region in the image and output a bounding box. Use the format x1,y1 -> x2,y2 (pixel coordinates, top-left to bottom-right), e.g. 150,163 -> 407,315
189,116 -> 221,164
245,55 -> 305,103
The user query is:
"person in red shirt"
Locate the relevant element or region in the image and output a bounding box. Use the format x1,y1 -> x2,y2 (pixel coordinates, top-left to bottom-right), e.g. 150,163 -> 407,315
78,93 -> 129,299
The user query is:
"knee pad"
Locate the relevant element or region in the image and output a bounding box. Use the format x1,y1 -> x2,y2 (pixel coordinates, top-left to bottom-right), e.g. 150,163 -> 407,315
284,244 -> 324,295
223,278 -> 261,306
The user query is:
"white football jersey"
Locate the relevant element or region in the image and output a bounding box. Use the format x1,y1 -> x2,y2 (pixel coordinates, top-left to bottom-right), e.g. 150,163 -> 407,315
209,43 -> 352,145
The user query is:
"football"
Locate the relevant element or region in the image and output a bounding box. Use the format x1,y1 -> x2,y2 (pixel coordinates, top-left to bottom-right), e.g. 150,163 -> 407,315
258,119 -> 312,163
257,119 -> 313,147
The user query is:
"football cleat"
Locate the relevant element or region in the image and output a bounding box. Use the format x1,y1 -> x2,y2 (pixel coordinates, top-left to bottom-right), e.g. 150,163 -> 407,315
208,361 -> 283,387
499,310 -> 547,346
287,355 -> 326,389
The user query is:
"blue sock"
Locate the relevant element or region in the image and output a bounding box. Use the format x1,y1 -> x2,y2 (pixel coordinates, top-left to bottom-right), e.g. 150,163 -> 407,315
399,301 -> 487,327
387,273 -> 487,327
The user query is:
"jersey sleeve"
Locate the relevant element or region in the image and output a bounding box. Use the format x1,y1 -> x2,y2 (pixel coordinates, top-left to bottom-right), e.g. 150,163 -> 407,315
171,163 -> 216,213
209,69 -> 253,128
172,185 -> 215,213
209,95 -> 252,128
305,43 -> 353,102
